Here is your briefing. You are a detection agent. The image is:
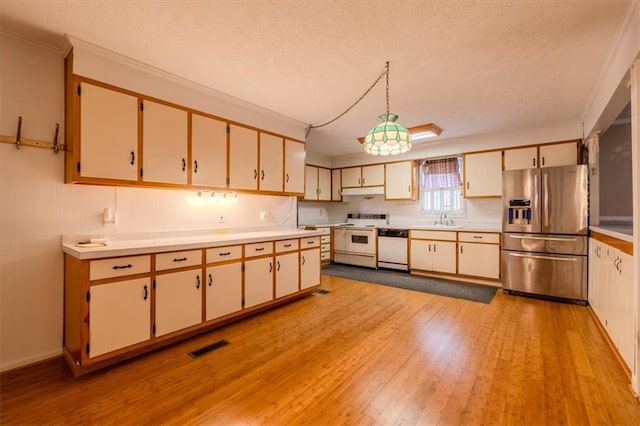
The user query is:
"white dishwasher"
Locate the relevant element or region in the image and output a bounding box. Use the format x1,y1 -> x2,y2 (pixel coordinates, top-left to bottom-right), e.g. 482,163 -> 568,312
377,228 -> 409,271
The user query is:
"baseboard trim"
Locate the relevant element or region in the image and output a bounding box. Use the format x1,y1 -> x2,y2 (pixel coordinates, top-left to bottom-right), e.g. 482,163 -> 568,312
0,349 -> 63,376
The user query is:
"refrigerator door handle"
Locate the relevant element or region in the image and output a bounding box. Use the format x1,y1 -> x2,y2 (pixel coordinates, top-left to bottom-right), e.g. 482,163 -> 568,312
543,173 -> 549,228
508,252 -> 577,262
509,235 -> 577,242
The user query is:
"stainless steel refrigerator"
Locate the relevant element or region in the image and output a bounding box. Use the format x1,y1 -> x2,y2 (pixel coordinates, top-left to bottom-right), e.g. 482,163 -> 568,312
502,164 -> 588,302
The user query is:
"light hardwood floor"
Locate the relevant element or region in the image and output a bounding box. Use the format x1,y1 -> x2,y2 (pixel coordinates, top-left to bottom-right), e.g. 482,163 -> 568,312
2,274 -> 639,425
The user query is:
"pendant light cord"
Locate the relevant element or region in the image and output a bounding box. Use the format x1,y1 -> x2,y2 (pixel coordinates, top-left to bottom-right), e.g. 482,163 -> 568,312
305,62 -> 390,138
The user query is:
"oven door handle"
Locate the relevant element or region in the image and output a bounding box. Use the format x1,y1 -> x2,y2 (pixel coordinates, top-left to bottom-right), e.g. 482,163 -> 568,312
508,252 -> 576,262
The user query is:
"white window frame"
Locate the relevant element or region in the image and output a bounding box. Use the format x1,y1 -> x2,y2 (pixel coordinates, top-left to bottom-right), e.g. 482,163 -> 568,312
420,156 -> 466,218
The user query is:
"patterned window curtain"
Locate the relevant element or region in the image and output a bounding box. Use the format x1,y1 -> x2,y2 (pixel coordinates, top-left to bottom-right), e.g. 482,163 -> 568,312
421,157 -> 463,189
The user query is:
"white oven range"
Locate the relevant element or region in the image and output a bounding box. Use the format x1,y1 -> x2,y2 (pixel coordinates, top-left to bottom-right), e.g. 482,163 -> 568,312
333,213 -> 388,268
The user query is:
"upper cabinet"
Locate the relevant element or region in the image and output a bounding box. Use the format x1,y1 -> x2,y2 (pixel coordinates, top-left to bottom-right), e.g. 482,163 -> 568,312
331,169 -> 342,201
77,82 -> 139,181
385,161 -> 414,200
284,140 -> 305,195
304,165 -> 331,201
191,113 -> 227,187
228,124 -> 259,190
142,100 -> 188,185
259,133 -> 284,192
463,150 -> 502,197
504,141 -> 579,170
341,164 -> 384,187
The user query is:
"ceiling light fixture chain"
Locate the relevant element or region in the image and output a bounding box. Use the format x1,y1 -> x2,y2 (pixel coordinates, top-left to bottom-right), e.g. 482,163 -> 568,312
305,63 -> 389,137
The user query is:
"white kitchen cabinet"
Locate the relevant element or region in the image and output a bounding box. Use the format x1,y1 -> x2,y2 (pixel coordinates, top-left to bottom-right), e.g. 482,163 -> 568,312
588,239 -> 603,317
458,242 -> 500,279
88,278 -> 151,358
284,139 -> 306,194
244,257 -> 274,308
191,113 -> 228,187
304,165 -> 331,200
385,161 -> 414,200
228,124 -> 258,190
142,100 -> 188,185
205,262 -> 242,321
341,165 -> 385,187
300,248 -> 321,289
463,150 -> 502,197
503,146 -> 538,170
155,269 -> 203,337
78,82 -> 139,181
332,169 -> 342,201
539,142 -> 578,168
259,133 -> 284,192
410,239 -> 457,274
275,252 -> 299,298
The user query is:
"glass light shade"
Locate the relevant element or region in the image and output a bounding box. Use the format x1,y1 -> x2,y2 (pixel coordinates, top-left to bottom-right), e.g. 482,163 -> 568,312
363,114 -> 412,156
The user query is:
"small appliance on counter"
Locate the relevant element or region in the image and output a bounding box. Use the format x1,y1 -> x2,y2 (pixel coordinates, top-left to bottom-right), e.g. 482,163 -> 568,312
501,165 -> 588,302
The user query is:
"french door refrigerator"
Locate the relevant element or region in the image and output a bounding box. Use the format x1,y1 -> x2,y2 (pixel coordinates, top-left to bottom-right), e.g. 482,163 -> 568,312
502,164 -> 588,302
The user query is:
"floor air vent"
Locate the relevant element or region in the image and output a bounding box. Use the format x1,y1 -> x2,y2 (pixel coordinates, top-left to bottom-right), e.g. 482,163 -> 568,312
314,288 -> 331,295
189,339 -> 229,358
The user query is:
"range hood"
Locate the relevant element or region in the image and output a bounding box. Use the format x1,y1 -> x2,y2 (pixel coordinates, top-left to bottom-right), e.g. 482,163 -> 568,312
340,186 -> 385,196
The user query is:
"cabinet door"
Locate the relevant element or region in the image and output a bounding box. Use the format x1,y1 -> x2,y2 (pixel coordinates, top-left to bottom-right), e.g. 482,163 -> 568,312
410,240 -> 432,271
432,241 -> 457,274
244,257 -> 274,308
385,161 -> 413,200
304,165 -> 318,200
228,124 -> 258,190
463,151 -> 502,197
205,262 -> 242,321
362,164 -> 385,186
617,251 -> 634,369
89,278 -> 151,358
259,133 -> 284,192
191,114 -> 227,187
142,100 -> 188,184
155,270 -> 202,336
458,243 -> 499,279
341,167 -> 362,187
332,169 -> 342,201
504,147 -> 538,170
587,239 -> 601,316
276,252 -> 299,298
284,140 -> 305,194
79,82 -> 139,181
318,167 -> 332,201
300,248 -> 321,289
539,142 -> 578,168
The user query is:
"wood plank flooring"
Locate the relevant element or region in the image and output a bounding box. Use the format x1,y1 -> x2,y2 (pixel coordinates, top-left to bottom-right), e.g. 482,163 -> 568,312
2,274 -> 639,425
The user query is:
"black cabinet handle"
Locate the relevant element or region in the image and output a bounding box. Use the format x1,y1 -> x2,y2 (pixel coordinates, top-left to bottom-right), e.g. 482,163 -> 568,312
302,256 -> 306,265
307,241 -> 314,245
269,262 -> 273,273
473,236 -> 483,239
196,275 -> 201,289
261,170 -> 265,180
208,273 -> 213,287
194,160 -> 198,173
277,261 -> 280,271
253,169 -> 257,179
173,257 -> 187,262
182,158 -> 186,171
428,244 -> 431,252
433,244 -> 436,252
143,285 -> 148,300
542,157 -> 545,166
286,173 -> 290,182
460,245 -> 464,254
466,182 -> 470,190
219,252 -> 231,256
533,158 -> 536,167
284,244 -> 292,248
112,264 -> 133,270
255,247 -> 265,252
130,151 -> 135,166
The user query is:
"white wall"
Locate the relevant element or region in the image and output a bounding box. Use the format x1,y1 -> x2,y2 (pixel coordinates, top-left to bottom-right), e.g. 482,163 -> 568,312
0,33 -> 297,372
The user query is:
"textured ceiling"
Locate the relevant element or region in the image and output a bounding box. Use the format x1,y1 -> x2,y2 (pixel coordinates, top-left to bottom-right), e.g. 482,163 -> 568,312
0,0 -> 632,158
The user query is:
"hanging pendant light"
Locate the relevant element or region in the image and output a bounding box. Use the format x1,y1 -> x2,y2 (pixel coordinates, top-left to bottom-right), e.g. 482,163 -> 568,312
363,62 -> 411,156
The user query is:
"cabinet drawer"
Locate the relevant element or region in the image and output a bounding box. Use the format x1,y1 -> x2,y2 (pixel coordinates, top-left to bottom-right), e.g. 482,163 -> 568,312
206,245 -> 242,263
245,241 -> 273,257
317,227 -> 331,235
276,239 -> 299,253
301,236 -> 320,249
320,235 -> 331,244
156,250 -> 202,271
90,255 -> 151,281
321,243 -> 331,252
321,252 -> 331,261
458,232 -> 500,244
410,230 -> 457,241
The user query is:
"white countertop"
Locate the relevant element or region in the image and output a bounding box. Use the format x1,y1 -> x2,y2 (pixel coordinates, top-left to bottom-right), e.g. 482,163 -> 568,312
299,221 -> 501,233
590,224 -> 633,243
62,229 -> 326,260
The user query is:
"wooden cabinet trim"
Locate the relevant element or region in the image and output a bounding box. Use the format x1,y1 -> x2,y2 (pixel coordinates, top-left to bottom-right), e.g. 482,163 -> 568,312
591,231 -> 633,255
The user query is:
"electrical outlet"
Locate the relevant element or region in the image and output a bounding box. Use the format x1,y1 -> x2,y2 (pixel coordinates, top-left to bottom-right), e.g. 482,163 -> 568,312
260,211 -> 268,221
219,215 -> 225,224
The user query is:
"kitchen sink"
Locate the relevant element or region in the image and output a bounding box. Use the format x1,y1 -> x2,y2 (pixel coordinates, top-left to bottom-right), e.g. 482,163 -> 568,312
428,224 -> 464,229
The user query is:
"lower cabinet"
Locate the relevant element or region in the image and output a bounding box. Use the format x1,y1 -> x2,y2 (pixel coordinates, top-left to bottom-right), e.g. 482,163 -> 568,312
276,252 -> 300,298
410,239 -> 457,274
301,247 -> 321,289
89,278 -> 151,358
205,262 -> 243,320
458,242 -> 500,279
245,256 -> 275,308
155,269 -> 203,337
